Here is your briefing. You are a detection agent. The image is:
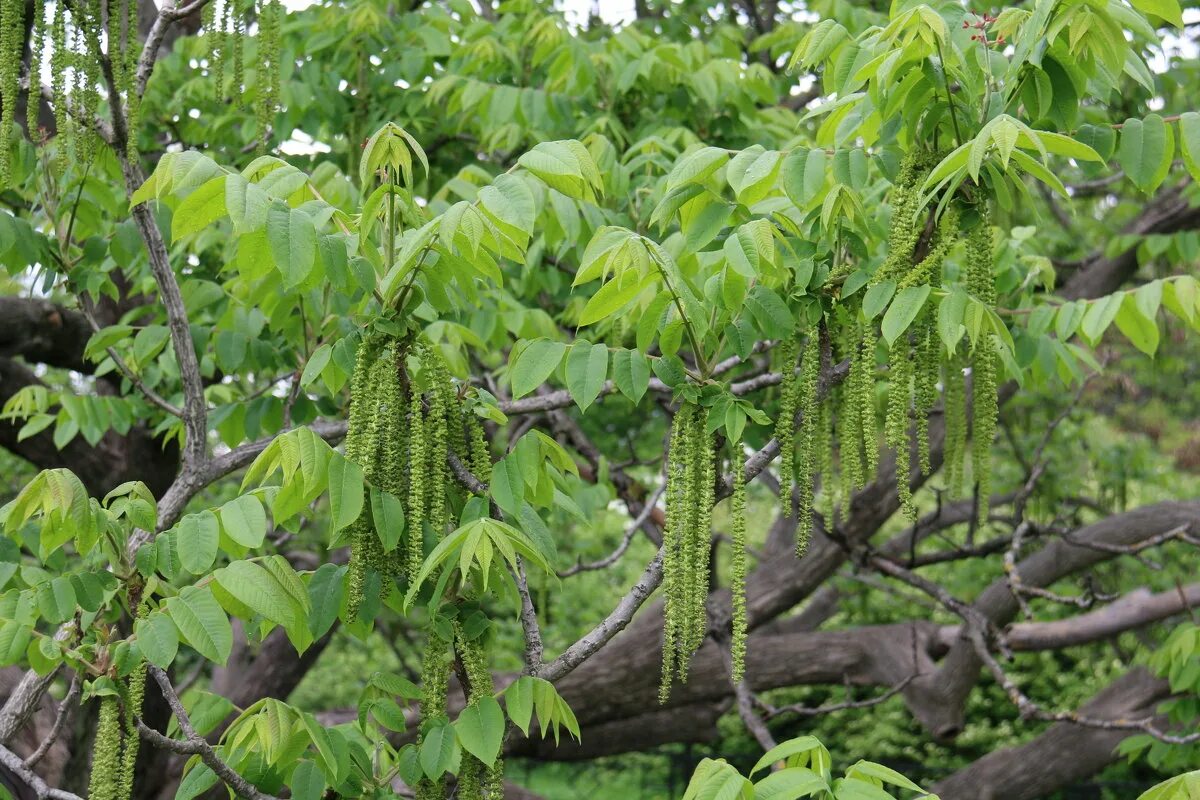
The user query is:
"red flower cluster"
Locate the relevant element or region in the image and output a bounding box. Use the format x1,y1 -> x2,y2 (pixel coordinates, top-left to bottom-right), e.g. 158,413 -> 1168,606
963,13 -> 1005,45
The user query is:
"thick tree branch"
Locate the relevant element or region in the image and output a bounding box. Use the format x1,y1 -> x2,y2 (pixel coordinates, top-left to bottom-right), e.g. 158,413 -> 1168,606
931,668 -> 1171,800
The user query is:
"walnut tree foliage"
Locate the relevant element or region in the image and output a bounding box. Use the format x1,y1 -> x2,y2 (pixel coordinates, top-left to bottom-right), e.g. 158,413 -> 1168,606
0,0 -> 1199,799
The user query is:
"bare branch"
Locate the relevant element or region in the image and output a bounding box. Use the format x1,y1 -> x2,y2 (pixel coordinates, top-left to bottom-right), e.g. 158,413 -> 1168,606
0,743 -> 82,800
536,547 -> 665,683
23,674 -> 78,769
558,484 -> 665,577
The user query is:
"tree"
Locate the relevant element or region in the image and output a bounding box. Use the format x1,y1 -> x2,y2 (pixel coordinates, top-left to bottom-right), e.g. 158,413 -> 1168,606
0,0 -> 1198,798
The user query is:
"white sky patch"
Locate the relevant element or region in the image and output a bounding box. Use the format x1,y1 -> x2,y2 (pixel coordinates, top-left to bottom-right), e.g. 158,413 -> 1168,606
279,129 -> 331,155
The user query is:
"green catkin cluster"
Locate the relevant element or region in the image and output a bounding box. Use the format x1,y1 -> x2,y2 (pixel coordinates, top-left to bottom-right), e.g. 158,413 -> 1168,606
0,0 -> 26,185
833,324 -> 862,511
729,439 -> 748,684
77,0 -> 103,163
231,5 -> 245,102
793,332 -> 821,555
212,0 -> 229,98
872,150 -> 929,284
468,415 -> 490,495
25,0 -> 47,141
847,320 -> 878,482
119,0 -> 141,160
660,403 -> 715,701
256,0 -> 282,150
421,341 -> 453,541
455,625 -> 504,799
886,327 -> 917,520
865,151 -> 959,522
344,335 -> 385,619
50,0 -> 69,172
89,635 -> 147,800
343,335 -> 459,620
773,336 -> 801,519
405,383 -> 427,581
965,212 -> 998,523
415,630 -> 451,800
913,320 -> 938,476
119,661 -> 146,799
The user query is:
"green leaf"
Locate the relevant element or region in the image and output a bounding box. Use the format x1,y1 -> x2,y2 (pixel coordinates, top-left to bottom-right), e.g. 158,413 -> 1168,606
753,767 -> 828,800
862,280 -> 896,320
1128,0 -> 1183,27
1118,115 -> 1172,194
455,696 -> 505,767
306,563 -> 344,639
300,344 -> 333,389
1114,292 -> 1160,355
579,270 -> 651,326
510,339 -> 566,399
328,453 -> 364,533
419,722 -> 458,779
751,736 -> 829,776
844,760 -> 924,792
214,560 -> 305,633
1080,293 -> 1123,345
1136,771 -> 1200,800
36,577 -> 75,624
132,325 -> 170,367
0,621 -> 31,666
172,176 -> 228,242
937,290 -> 969,353
479,174 -> 536,245
881,285 -> 931,346
1075,124 -> 1116,163
178,511 -> 220,574
176,764 -> 219,800
225,174 -> 270,232
489,456 -> 524,517
744,286 -> 793,339
166,586 -> 233,664
219,495 -> 267,549
781,148 -> 827,208
289,760 -> 326,800
565,339 -> 608,411
1179,112 -> 1200,183
667,146 -> 729,191
611,349 -> 651,403
370,488 -> 405,552
504,676 -> 534,737
135,611 -> 180,668
267,202 -> 318,288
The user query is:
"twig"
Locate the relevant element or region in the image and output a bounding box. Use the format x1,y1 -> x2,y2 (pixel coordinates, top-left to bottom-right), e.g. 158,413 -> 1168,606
558,484 -> 665,577
764,676 -> 915,719
23,673 -> 79,768
143,667 -> 283,800
0,743 -> 83,800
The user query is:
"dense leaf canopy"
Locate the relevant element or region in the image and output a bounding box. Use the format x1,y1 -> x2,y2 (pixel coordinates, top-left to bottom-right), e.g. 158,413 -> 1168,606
0,0 -> 1199,799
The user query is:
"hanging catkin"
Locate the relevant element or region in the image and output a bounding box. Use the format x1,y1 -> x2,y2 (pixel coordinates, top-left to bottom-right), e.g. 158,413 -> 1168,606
966,211 -> 998,523
87,695 -> 123,800
729,437 -> 748,683
660,402 -> 716,700
0,0 -> 27,185
773,336 -> 801,518
455,624 -> 504,799
50,0 -> 70,172
793,331 -> 821,555
414,630 -> 451,800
